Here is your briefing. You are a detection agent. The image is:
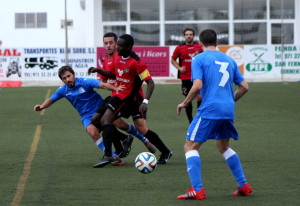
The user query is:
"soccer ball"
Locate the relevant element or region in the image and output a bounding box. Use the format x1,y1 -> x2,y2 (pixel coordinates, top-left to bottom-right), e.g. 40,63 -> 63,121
135,152 -> 157,174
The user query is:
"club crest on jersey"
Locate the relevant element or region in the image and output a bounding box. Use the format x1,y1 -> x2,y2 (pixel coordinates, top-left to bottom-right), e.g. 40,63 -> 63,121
117,69 -> 124,76
124,68 -> 129,73
79,87 -> 86,93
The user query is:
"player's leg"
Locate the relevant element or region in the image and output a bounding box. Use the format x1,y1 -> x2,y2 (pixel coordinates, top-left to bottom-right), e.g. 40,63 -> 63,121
85,124 -> 119,157
178,113 -> 207,200
134,118 -> 170,162
216,120 -> 252,196
177,140 -> 206,200
182,80 -> 193,123
114,118 -> 148,143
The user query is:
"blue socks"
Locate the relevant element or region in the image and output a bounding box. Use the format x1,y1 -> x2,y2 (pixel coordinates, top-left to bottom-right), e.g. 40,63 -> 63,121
185,150 -> 203,191
95,137 -> 118,157
223,148 -> 246,187
127,123 -> 147,142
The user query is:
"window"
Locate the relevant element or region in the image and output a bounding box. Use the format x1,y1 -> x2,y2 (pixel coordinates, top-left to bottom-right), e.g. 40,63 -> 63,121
15,12 -> 47,29
165,23 -> 228,45
234,23 -> 267,44
234,0 -> 266,19
130,0 -> 159,21
100,0 -> 296,45
270,0 -> 295,19
131,24 -> 160,45
165,0 -> 228,20
102,0 -> 127,21
272,23 -> 294,44
104,25 -> 126,36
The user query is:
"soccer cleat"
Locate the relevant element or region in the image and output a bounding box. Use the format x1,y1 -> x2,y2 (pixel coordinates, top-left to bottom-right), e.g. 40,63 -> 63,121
120,135 -> 134,158
177,187 -> 206,200
157,151 -> 172,164
232,183 -> 253,196
111,156 -> 124,166
93,156 -> 120,168
144,140 -> 157,153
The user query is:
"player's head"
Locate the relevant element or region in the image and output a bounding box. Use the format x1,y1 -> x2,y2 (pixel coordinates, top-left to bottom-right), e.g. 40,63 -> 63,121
58,65 -> 76,87
117,34 -> 134,57
103,32 -> 118,56
183,28 -> 195,44
199,29 -> 217,47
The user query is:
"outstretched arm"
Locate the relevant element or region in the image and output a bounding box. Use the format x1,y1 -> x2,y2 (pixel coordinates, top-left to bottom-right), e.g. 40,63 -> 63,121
177,79 -> 202,115
34,98 -> 54,111
99,82 -> 124,93
88,67 -> 115,79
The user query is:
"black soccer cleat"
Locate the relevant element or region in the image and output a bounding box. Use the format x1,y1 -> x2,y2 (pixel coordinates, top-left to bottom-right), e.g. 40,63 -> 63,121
157,151 -> 173,164
93,156 -> 120,168
120,135 -> 134,158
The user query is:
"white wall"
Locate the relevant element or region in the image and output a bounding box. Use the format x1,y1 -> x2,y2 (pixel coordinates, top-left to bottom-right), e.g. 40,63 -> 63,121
0,0 -> 93,47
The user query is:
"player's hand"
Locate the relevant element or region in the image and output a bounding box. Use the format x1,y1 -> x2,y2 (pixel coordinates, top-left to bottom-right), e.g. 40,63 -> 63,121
34,105 -> 43,111
139,103 -> 148,114
88,67 -> 98,75
179,66 -> 186,73
116,84 -> 125,93
177,103 -> 186,115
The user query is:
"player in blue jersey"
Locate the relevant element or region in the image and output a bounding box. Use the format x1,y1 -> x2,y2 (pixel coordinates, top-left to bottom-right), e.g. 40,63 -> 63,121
34,66 -> 129,166
177,29 -> 252,200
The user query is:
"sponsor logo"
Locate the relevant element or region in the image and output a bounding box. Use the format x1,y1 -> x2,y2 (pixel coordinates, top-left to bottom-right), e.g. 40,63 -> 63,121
246,47 -> 272,73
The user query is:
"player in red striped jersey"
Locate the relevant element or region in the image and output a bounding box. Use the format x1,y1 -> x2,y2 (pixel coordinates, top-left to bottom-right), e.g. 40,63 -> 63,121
89,34 -> 172,167
97,32 -> 157,155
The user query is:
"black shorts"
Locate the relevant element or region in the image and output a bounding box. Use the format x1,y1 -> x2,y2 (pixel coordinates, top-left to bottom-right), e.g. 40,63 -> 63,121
96,95 -> 146,121
181,79 -> 193,96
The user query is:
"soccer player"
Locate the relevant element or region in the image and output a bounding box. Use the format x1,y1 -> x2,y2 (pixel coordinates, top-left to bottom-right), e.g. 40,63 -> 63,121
97,32 -> 156,154
171,28 -> 202,123
88,34 -> 172,167
177,29 -> 252,200
33,66 -> 129,166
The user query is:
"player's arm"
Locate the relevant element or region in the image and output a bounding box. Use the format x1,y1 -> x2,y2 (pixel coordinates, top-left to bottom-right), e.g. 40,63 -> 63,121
171,58 -> 186,73
177,78 -> 202,115
34,98 -> 54,111
98,82 -> 124,93
139,78 -> 155,114
234,80 -> 249,102
88,67 -> 116,79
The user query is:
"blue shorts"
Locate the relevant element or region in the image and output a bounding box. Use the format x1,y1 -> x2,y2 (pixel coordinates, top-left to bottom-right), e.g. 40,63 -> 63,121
186,112 -> 239,142
81,114 -> 93,129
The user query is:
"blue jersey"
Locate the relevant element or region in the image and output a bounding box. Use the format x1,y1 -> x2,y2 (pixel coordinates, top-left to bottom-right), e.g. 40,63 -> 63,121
191,50 -> 244,119
50,77 -> 104,117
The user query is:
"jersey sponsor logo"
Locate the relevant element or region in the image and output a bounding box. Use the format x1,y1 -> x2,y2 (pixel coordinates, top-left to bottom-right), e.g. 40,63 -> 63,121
116,76 -> 130,83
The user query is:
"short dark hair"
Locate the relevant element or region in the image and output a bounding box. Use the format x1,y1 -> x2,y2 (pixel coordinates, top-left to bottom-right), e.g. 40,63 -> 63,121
183,28 -> 195,36
103,32 -> 118,42
199,29 -> 217,47
119,34 -> 134,47
58,65 -> 74,79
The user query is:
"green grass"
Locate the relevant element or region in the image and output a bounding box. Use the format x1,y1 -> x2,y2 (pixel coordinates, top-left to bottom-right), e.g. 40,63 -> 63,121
0,82 -> 300,206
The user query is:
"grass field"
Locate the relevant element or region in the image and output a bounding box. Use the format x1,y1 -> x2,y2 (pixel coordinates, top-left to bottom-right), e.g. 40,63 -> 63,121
0,82 -> 300,206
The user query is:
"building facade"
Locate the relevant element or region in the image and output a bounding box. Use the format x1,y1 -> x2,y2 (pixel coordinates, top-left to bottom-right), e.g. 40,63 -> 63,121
0,0 -> 299,47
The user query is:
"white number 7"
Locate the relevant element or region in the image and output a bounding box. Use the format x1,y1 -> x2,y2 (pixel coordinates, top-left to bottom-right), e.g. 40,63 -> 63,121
215,61 -> 229,87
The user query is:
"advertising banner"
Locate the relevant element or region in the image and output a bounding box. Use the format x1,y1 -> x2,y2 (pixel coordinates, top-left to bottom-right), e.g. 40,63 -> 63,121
97,46 -> 170,77
0,47 -> 97,87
